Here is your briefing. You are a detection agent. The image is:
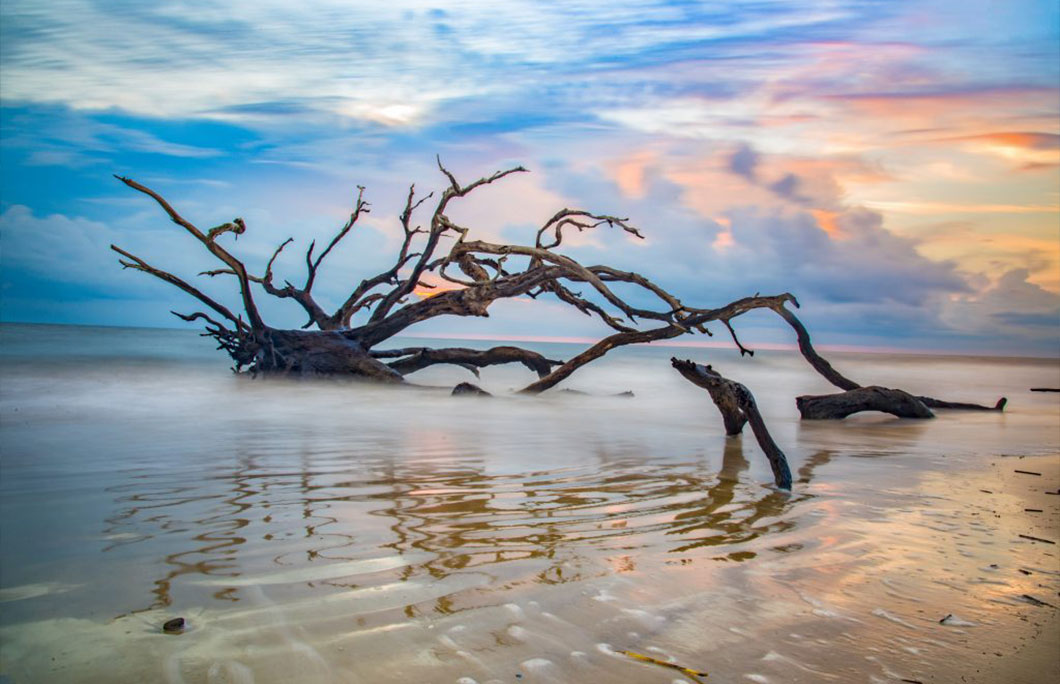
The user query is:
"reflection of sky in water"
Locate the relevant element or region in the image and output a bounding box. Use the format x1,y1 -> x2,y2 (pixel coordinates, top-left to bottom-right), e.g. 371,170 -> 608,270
0,324 -> 1057,682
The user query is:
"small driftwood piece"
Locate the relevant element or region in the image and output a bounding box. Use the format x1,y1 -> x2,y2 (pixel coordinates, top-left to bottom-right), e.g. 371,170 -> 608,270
796,386 -> 935,420
672,358 -> 792,490
452,382 -> 491,396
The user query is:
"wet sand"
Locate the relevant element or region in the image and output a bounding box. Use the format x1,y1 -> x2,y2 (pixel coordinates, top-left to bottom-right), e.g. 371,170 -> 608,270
1,449 -> 1056,683
1,324 -> 1058,682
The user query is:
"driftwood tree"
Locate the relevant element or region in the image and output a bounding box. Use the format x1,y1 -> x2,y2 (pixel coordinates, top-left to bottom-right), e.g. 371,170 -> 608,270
111,159 -> 811,394
112,160 -> 1006,489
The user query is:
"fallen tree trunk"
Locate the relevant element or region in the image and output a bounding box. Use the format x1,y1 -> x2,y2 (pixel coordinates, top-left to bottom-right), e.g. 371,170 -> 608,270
796,386 -> 935,419
672,358 -> 792,490
767,300 -> 1005,412
256,329 -> 405,380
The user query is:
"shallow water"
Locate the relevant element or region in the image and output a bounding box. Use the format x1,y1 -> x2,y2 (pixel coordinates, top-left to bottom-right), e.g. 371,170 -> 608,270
1,323 -> 1058,683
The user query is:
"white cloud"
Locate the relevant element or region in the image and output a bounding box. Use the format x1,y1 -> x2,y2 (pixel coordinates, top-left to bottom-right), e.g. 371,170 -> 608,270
0,0 -> 852,125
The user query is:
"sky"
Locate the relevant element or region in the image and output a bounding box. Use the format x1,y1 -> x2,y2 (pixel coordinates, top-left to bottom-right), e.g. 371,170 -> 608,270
1,0 -> 1058,356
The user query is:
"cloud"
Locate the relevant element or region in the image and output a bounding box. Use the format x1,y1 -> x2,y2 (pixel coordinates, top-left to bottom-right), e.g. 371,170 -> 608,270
862,200 -> 1060,215
941,269 -> 1060,347
0,0 -> 850,125
2,107 -> 224,169
1,1 -> 1057,356
728,144 -> 759,181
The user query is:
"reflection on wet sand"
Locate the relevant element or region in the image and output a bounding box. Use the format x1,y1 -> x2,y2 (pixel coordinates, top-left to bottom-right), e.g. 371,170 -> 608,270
103,437 -> 829,621
65,437 -> 856,683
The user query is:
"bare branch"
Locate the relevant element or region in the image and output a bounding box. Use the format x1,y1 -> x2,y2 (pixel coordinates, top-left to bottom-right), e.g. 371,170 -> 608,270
722,318 -> 754,357
306,186 -> 369,291
111,245 -> 246,329
671,359 -> 747,436
536,210 -> 643,250
767,300 -> 859,391
366,161 -> 528,325
264,238 -> 294,287
519,294 -> 797,394
771,300 -> 1003,410
115,176 -> 265,330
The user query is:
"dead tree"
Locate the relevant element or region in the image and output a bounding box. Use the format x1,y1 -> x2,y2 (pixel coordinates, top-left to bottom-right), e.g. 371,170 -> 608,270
111,159 -> 814,393
671,359 -> 792,489
672,302 -> 1003,487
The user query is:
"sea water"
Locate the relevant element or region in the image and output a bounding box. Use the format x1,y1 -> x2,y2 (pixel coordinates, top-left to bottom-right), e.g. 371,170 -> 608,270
1,323 -> 1057,682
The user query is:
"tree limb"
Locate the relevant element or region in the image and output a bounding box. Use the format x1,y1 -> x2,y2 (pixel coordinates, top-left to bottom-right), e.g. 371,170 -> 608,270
115,176 -> 265,331
110,245 -> 247,330
372,346 -> 562,378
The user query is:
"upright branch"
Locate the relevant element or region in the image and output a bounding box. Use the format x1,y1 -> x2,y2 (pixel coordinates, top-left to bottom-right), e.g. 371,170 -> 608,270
200,186 -> 372,330
671,359 -> 747,436
672,358 -> 792,490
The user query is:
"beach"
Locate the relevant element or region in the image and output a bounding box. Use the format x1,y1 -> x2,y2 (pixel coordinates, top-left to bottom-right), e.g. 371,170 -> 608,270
1,323 -> 1057,683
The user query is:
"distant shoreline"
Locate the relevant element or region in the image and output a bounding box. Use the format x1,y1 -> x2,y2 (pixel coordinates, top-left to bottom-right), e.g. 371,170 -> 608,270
3,319 -> 1058,362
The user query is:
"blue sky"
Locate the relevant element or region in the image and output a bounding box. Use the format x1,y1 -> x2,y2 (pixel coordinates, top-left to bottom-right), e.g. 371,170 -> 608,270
1,0 -> 1058,355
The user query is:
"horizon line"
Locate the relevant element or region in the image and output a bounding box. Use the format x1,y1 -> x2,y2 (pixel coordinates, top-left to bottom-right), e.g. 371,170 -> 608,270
2,319 -> 1056,361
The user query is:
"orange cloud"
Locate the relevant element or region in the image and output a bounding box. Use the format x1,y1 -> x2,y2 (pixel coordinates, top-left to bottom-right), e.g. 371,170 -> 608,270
945,131 -> 1060,167
612,150 -> 657,199
830,87 -> 1058,127
863,200 -> 1059,215
810,209 -> 842,237
954,132 -> 1060,150
412,275 -> 464,299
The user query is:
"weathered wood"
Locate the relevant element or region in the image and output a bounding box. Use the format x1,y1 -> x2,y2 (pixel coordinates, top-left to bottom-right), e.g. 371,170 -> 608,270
769,301 -> 1004,412
257,329 -> 405,381
109,162 -> 1008,415
452,382 -> 491,396
918,396 -> 1007,411
371,346 -> 562,378
112,164 -> 811,388
672,358 -> 792,490
796,386 -> 935,419
769,301 -> 860,391
670,358 -> 747,435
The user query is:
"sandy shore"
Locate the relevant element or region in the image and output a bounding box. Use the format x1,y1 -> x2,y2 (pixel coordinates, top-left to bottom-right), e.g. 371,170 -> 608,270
949,453 -> 1059,684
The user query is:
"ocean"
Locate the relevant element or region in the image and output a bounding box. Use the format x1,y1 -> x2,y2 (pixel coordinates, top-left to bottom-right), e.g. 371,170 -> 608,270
1,322 -> 1057,683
